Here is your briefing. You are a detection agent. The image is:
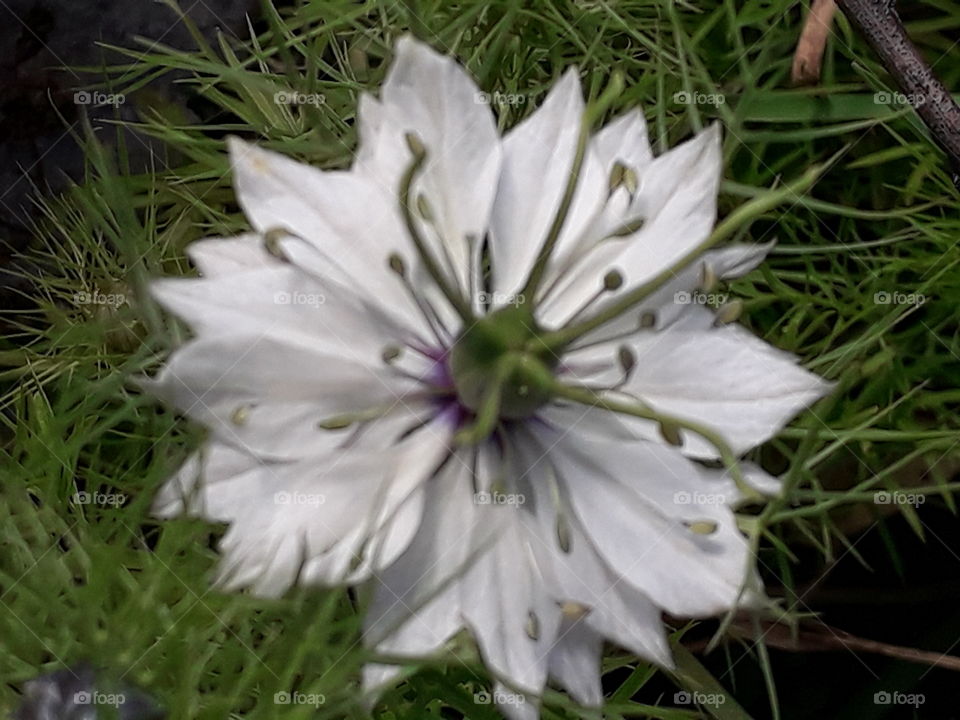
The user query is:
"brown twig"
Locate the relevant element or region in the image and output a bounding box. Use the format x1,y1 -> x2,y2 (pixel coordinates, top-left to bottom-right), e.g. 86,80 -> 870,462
792,0 -> 837,85
834,0 -> 960,178
681,613 -> 960,672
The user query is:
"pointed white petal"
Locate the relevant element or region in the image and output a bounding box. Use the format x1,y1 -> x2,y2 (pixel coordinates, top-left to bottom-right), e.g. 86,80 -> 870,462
226,137 -> 431,334
355,36 -> 501,301
144,334 -> 427,460
363,453 -> 475,642
618,323 -> 833,457
488,69 -> 606,302
461,510 -> 561,697
547,619 -> 604,706
151,264 -> 416,352
513,439 -> 673,666
534,428 -> 761,617
493,683 -> 538,720
208,416 -> 454,596
185,233 -> 277,277
591,109 -> 653,174
537,124 -> 723,328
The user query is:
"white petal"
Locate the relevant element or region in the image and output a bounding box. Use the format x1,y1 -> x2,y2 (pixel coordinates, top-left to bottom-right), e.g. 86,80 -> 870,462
535,428 -> 761,617
590,109 -> 653,174
226,137 -> 430,335
537,124 -> 723,328
151,264 -> 415,352
618,323 -> 833,457
493,682 -> 538,720
488,69 -> 606,302
513,440 -> 673,666
362,453 -> 478,664
547,619 -> 604,706
152,441 -> 282,520
460,461 -> 562,696
706,462 -> 784,507
356,36 -> 501,301
553,241 -> 772,337
186,233 -> 278,277
211,416 -> 454,596
144,334 -> 427,460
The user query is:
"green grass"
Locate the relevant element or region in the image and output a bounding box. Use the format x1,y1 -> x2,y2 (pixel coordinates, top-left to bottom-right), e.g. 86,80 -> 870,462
3,1 -> 960,718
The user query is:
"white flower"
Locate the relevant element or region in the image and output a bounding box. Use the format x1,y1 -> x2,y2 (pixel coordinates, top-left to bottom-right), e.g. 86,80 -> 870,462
148,36 -> 831,719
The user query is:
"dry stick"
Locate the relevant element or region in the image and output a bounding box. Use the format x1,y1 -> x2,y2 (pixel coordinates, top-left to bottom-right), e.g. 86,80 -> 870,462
680,614 -> 960,672
835,0 -> 960,180
792,0 -> 838,85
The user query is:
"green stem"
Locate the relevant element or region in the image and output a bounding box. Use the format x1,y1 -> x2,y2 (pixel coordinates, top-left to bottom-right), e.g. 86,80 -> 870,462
400,136 -> 475,322
520,72 -> 625,301
535,161 -> 827,352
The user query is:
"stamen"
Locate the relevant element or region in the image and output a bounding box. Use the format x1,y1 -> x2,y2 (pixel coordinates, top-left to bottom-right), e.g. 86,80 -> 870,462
536,163 -> 828,352
316,399 -> 417,432
563,269 -> 624,326
556,513 -> 572,553
604,215 -> 645,239
388,253 -> 406,276
400,134 -> 474,322
700,262 -> 718,292
684,520 -> 719,535
658,421 -> 683,447
608,162 -> 626,195
416,194 -> 434,222
263,227 -> 293,261
381,345 -> 403,364
520,73 -> 626,302
230,404 -> 253,426
604,269 -> 624,291
560,601 -> 590,621
568,344 -> 636,394
714,299 -> 743,325
387,253 -> 450,346
318,416 -> 353,430
525,611 -> 540,640
565,311 -> 655,354
617,345 -> 636,378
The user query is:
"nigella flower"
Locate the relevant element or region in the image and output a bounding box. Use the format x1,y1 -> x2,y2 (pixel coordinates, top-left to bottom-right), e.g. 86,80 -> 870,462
148,37 -> 830,718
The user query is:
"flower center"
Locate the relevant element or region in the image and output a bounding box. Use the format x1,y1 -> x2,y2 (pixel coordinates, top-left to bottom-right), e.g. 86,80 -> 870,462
449,305 -> 557,421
